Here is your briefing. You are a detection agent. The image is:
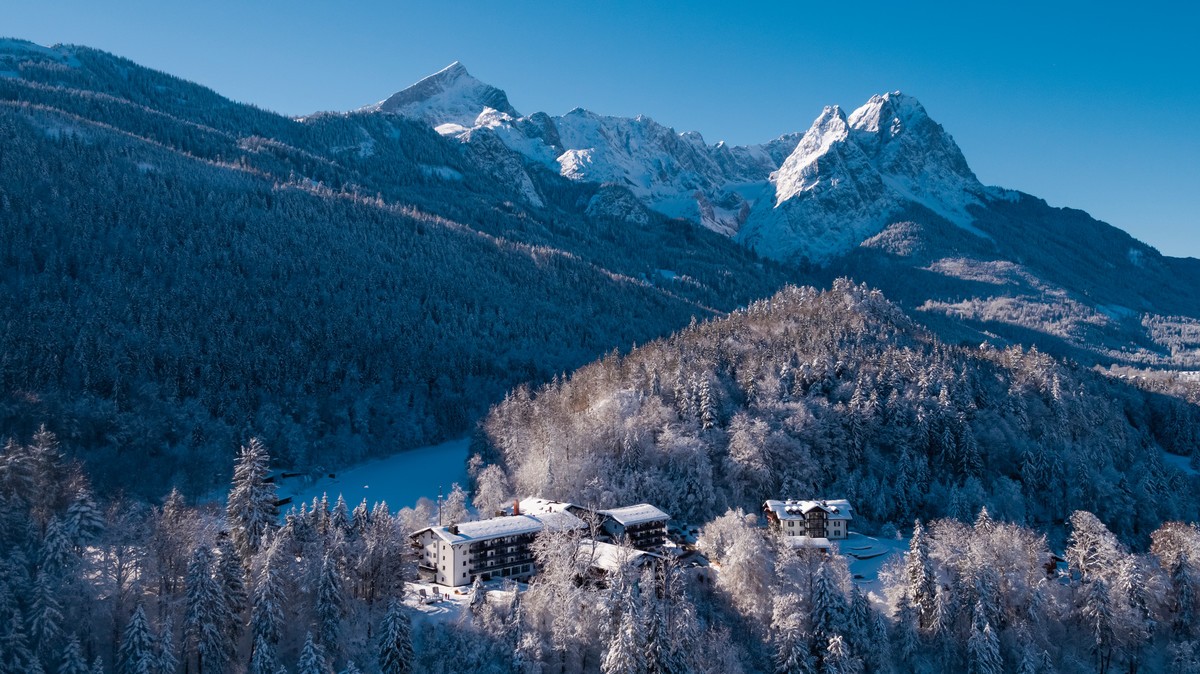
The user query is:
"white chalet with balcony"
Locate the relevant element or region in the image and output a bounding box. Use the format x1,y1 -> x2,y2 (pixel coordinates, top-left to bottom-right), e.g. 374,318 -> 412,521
763,499 -> 853,543
411,510 -> 585,587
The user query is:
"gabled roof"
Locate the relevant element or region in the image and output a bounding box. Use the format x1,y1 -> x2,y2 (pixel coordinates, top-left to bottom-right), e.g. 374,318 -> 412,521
578,539 -> 660,573
764,499 -> 854,521
517,497 -> 575,515
411,510 -> 586,545
598,503 -> 670,526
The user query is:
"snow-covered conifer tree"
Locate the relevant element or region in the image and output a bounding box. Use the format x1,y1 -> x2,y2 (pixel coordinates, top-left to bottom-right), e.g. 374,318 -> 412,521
377,598 -> 414,674
251,538 -> 285,648
118,604 -> 157,674
156,617 -> 178,674
28,570 -> 63,657
966,616 -> 1001,674
297,632 -> 328,674
226,438 -> 277,559
59,635 -> 90,674
216,539 -> 247,643
316,553 -> 345,659
904,520 -> 936,631
184,546 -> 232,674
248,635 -> 279,674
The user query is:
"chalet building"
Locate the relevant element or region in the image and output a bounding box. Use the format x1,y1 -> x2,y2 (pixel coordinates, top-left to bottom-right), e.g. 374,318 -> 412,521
516,498 -> 670,552
763,499 -> 853,543
595,504 -> 670,551
411,510 -> 585,587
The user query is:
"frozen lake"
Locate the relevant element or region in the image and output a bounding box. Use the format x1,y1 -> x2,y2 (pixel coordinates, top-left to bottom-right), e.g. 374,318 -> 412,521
279,437 -> 470,512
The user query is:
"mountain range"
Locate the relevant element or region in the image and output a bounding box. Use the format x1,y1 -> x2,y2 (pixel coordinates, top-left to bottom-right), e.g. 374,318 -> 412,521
1,37 -> 1198,495
375,60 -> 1200,369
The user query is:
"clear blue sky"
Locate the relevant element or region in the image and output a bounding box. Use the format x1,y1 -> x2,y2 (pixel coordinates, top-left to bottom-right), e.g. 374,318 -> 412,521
10,0 -> 1199,257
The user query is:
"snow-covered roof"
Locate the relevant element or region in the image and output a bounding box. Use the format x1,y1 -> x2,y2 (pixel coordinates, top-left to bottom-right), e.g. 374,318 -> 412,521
764,499 -> 853,521
578,539 -> 658,573
412,510 -> 585,545
517,497 -> 575,515
598,504 -> 670,526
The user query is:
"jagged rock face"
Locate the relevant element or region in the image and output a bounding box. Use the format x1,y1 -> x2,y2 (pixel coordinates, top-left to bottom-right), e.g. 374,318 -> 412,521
364,66 -> 993,259
737,93 -> 986,265
364,62 -> 794,235
367,62 -> 520,132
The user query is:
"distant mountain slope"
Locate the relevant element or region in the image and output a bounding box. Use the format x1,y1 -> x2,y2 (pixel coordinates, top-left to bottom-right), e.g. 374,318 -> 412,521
0,39 -> 795,496
480,282 -> 1200,542
378,62 -> 1200,369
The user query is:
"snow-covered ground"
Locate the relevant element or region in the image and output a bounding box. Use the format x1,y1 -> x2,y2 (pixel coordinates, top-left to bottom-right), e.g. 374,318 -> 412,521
841,532 -> 909,594
279,437 -> 470,511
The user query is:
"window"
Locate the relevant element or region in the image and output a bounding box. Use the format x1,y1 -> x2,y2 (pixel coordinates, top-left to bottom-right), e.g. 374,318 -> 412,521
463,561 -> 467,566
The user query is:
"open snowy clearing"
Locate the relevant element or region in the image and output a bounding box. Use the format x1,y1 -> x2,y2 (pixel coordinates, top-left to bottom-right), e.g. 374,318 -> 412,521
279,437 -> 470,511
841,532 -> 909,594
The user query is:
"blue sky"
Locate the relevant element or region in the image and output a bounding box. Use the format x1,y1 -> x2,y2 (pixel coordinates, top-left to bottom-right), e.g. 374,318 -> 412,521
10,0 -> 1199,257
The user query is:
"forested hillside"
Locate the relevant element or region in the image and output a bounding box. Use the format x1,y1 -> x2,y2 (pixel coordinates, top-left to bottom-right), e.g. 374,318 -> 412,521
481,281 -> 1200,543
0,41 -> 793,495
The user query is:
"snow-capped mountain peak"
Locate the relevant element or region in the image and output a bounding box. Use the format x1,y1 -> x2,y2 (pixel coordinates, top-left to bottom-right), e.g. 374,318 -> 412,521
772,105 -> 853,205
366,61 -> 520,133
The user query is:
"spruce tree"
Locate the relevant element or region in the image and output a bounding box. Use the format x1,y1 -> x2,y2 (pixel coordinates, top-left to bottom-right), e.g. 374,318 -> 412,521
216,539 -> 247,645
603,594 -> 645,674
156,617 -> 178,674
118,605 -> 156,674
248,635 -> 279,674
377,598 -> 414,674
966,617 -> 1002,674
226,438 -> 277,560
28,570 -> 64,656
59,635 -> 90,674
297,632 -> 328,674
316,553 -> 345,660
184,546 -> 232,674
251,538 -> 285,648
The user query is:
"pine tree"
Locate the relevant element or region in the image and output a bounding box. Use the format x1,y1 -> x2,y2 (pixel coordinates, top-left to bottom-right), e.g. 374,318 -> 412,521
904,520 -> 936,631
603,593 -> 645,674
41,516 -> 73,576
118,605 -> 157,674
248,635 -> 279,674
1082,578 -> 1115,673
28,570 -> 64,656
297,632 -> 328,674
59,635 -> 90,674
339,663 -> 362,674
0,578 -> 38,674
967,617 -> 1002,674
251,538 -> 285,648
226,438 -> 277,559
810,562 -> 845,646
316,554 -> 345,660
331,495 -> 350,534
64,487 -> 104,550
184,546 -> 232,674
156,617 -> 178,674
377,598 -> 414,674
215,539 -> 247,645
